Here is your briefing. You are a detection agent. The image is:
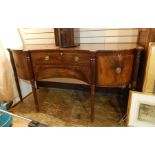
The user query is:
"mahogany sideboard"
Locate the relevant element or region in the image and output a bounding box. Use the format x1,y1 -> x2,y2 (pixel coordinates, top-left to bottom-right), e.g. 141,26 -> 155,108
8,44 -> 143,121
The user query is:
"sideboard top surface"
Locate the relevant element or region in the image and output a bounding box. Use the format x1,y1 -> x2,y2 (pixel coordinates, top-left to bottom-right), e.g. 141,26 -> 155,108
19,43 -> 139,52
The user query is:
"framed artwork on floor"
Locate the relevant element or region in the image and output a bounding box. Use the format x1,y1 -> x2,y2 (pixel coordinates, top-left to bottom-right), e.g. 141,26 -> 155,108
127,91 -> 155,127
143,42 -> 155,93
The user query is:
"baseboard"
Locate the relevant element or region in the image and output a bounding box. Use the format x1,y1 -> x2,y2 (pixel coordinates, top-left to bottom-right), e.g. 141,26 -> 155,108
12,92 -> 32,107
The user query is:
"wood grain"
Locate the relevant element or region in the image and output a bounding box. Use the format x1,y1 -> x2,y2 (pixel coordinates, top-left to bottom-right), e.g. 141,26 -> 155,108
11,50 -> 33,80
96,50 -> 134,87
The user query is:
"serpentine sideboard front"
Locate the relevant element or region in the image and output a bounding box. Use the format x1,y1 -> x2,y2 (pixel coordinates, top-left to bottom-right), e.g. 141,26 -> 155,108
8,44 -> 143,121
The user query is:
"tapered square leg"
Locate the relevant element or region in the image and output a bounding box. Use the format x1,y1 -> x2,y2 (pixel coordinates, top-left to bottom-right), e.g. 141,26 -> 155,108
91,85 -> 95,122
30,80 -> 39,112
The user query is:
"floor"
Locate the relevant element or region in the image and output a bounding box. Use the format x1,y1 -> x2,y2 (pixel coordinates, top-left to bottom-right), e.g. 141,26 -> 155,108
10,88 -> 126,127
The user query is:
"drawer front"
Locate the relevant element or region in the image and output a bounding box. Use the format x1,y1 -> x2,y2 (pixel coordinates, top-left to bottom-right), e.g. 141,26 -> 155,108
60,51 -> 91,65
31,50 -> 91,66
31,51 -> 63,65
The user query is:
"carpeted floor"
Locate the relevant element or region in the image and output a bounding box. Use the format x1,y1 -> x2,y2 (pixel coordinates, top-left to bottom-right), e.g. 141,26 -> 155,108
10,88 -> 126,127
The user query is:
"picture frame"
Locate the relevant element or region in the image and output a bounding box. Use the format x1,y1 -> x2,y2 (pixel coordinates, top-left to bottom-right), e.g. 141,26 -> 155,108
143,42 -> 155,93
127,91 -> 155,127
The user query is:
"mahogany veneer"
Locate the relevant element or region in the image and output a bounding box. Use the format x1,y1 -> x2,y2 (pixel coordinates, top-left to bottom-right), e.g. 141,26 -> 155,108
8,44 -> 143,121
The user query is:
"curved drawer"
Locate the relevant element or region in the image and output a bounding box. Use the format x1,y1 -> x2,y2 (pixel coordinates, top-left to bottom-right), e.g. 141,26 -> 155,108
30,50 -> 91,66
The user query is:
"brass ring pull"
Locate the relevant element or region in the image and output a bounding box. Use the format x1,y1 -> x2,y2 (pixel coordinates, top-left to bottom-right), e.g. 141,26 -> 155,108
44,55 -> 49,61
115,67 -> 122,74
74,56 -> 79,62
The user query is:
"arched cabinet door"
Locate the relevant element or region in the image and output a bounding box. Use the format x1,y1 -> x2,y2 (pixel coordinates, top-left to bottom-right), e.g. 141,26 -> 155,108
8,49 -> 33,80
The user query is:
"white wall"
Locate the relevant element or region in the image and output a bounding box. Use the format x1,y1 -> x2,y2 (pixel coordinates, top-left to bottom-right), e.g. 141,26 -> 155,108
79,28 -> 138,43
19,28 -> 139,48
0,28 -> 32,103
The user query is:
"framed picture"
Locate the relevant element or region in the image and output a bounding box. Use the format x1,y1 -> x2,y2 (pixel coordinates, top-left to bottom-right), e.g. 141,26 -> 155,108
127,91 -> 155,127
143,42 -> 155,93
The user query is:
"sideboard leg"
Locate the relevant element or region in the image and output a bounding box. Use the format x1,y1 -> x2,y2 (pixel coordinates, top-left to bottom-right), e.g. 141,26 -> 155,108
15,76 -> 23,102
30,80 -> 39,112
8,49 -> 23,102
90,85 -> 95,122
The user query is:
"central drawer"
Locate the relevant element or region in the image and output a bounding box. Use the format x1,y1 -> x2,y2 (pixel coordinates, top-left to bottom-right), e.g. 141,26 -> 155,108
30,50 -> 93,83
31,50 -> 91,66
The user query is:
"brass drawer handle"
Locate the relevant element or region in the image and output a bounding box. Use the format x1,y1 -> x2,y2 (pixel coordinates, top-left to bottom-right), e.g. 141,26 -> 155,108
60,52 -> 63,56
44,55 -> 50,61
74,56 -> 79,62
115,67 -> 122,74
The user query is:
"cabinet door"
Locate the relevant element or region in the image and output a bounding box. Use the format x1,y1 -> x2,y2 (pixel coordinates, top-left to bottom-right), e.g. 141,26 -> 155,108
96,50 -> 134,87
11,50 -> 33,80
